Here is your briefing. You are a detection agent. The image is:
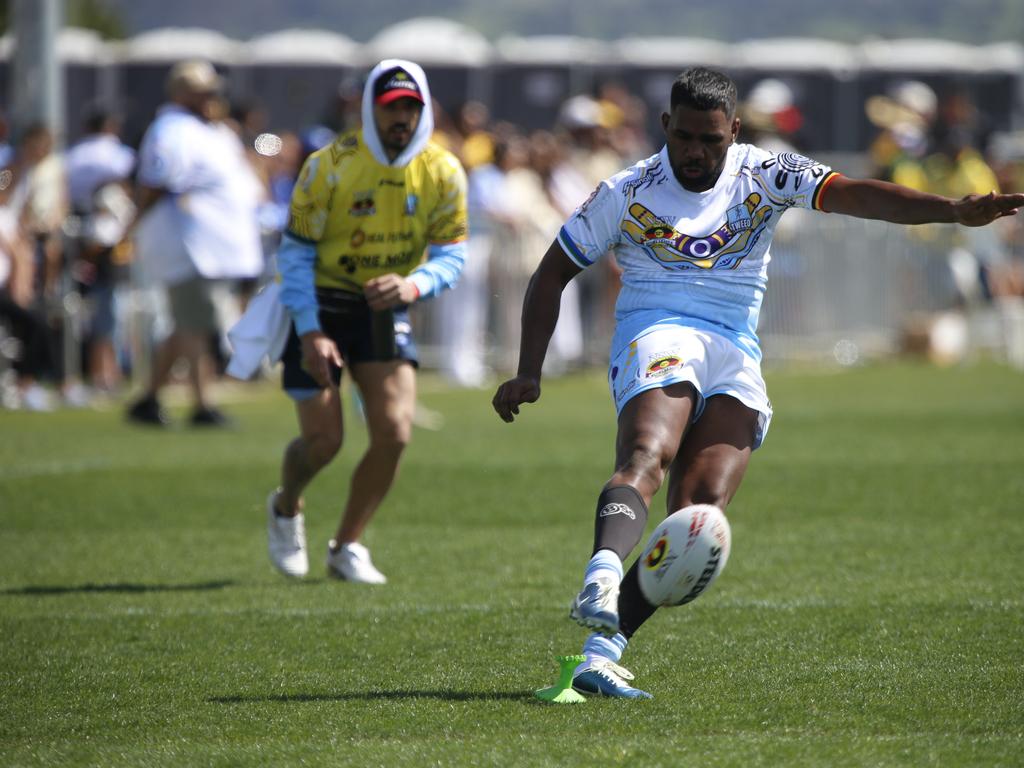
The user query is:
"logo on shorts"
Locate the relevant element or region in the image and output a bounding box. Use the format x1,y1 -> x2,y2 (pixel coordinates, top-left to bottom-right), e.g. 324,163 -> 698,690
598,503 -> 635,520
645,356 -> 681,378
616,378 -> 640,403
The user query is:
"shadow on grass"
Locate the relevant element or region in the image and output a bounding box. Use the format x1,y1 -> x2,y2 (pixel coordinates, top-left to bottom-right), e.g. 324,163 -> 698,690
209,690 -> 534,704
2,580 -> 235,596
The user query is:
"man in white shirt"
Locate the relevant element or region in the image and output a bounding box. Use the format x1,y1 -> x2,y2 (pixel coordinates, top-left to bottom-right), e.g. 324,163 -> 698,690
65,110 -> 136,214
492,67 -> 1024,699
126,60 -> 263,427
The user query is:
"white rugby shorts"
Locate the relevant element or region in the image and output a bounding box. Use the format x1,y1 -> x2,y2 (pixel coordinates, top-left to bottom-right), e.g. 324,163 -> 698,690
607,324 -> 773,449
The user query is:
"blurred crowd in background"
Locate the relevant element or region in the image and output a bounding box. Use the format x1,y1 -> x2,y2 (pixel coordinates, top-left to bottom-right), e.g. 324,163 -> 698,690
1,59 -> 1023,415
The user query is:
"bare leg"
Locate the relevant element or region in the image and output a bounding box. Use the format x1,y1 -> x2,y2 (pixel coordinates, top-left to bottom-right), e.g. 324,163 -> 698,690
606,382 -> 698,507
277,386 -> 343,516
177,330 -> 213,410
618,394 -> 759,638
89,338 -> 122,391
334,361 -> 415,544
664,394 -> 759,511
145,332 -> 182,397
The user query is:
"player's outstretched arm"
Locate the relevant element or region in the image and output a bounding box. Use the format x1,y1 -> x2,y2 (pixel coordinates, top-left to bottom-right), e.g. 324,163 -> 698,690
492,240 -> 582,423
820,175 -> 1024,227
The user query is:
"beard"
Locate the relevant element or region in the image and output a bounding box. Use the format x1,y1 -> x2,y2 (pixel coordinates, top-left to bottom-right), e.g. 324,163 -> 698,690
382,124 -> 413,152
673,156 -> 727,192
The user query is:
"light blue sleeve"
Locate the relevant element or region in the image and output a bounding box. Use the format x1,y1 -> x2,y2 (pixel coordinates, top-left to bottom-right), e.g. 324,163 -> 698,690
408,241 -> 467,300
277,232 -> 321,335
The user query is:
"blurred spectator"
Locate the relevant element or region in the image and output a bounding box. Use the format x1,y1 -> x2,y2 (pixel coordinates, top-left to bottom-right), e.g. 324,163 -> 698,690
229,99 -> 270,149
0,168 -> 58,410
76,183 -> 135,395
456,100 -> 494,171
596,81 -> 653,162
740,78 -> 804,154
65,109 -> 137,394
8,123 -> 83,408
428,98 -> 460,154
437,132 -> 527,386
65,109 -> 136,212
14,123 -> 67,297
299,125 -> 336,167
923,127 -> 1000,201
519,129 -> 585,371
865,80 -> 937,187
323,73 -> 362,134
125,59 -> 264,427
557,94 -> 622,186
260,130 -> 303,234
0,111 -> 12,170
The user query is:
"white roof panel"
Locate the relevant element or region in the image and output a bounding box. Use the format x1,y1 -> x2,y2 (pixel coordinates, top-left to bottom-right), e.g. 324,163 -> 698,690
859,38 -> 1024,72
734,37 -> 857,72
364,18 -> 492,66
496,35 -> 612,65
244,29 -> 358,65
612,37 -> 730,68
115,27 -> 241,63
59,27 -> 112,64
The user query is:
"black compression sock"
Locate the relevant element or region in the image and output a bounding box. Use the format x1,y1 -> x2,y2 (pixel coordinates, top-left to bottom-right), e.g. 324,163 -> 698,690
618,560 -> 658,639
593,485 -> 648,561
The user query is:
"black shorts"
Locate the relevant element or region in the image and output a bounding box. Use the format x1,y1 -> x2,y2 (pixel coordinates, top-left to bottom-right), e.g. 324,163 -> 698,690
281,289 -> 419,397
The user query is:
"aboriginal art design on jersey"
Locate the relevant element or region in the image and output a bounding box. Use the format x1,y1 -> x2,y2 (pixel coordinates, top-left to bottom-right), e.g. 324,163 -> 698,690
750,152 -> 833,210
621,191 -> 773,271
621,158 -> 667,199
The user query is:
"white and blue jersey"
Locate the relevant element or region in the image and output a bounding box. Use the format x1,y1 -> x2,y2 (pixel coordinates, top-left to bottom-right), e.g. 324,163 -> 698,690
558,143 -> 838,362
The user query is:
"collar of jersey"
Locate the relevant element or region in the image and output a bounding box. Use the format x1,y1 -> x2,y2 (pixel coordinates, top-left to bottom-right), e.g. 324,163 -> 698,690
664,144 -> 737,199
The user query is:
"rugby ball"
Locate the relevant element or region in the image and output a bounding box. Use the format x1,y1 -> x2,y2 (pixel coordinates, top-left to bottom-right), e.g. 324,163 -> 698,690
638,504 -> 731,607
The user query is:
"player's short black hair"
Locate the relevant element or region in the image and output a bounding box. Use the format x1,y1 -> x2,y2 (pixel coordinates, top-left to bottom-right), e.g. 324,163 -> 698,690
670,67 -> 737,118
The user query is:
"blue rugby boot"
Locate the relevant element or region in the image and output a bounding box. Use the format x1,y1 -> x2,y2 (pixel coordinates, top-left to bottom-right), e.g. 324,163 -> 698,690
572,657 -> 653,700
569,575 -> 620,637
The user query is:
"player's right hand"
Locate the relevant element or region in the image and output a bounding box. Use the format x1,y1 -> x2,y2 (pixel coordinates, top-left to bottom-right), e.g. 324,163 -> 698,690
492,375 -> 541,423
299,331 -> 343,389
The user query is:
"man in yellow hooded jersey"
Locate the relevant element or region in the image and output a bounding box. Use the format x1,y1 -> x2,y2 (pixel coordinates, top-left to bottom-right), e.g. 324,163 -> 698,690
267,60 -> 468,583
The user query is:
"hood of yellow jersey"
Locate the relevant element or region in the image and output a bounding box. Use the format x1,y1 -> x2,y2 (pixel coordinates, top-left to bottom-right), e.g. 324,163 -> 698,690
361,59 -> 435,169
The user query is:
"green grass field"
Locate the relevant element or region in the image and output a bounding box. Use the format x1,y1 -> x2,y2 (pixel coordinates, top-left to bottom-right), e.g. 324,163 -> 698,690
2,363 -> 1023,767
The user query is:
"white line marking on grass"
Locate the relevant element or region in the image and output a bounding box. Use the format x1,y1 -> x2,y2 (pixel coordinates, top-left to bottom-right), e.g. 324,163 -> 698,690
0,458 -> 119,479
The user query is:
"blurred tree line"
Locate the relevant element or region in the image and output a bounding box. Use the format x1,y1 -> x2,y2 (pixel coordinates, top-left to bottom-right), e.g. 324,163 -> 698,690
0,0 -> 1020,45
0,0 -> 126,38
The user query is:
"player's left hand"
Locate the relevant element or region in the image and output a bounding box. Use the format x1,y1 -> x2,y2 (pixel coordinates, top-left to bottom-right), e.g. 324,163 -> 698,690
364,273 -> 420,310
954,192 -> 1024,227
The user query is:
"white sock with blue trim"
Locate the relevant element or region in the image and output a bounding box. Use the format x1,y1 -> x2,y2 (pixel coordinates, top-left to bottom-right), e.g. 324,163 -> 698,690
575,632 -> 629,676
582,549 -> 623,587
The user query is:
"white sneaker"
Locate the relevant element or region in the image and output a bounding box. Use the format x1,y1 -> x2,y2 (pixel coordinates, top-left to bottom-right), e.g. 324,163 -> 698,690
266,490 -> 308,578
20,384 -> 55,412
326,540 -> 387,584
569,575 -> 620,636
62,382 -> 93,408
